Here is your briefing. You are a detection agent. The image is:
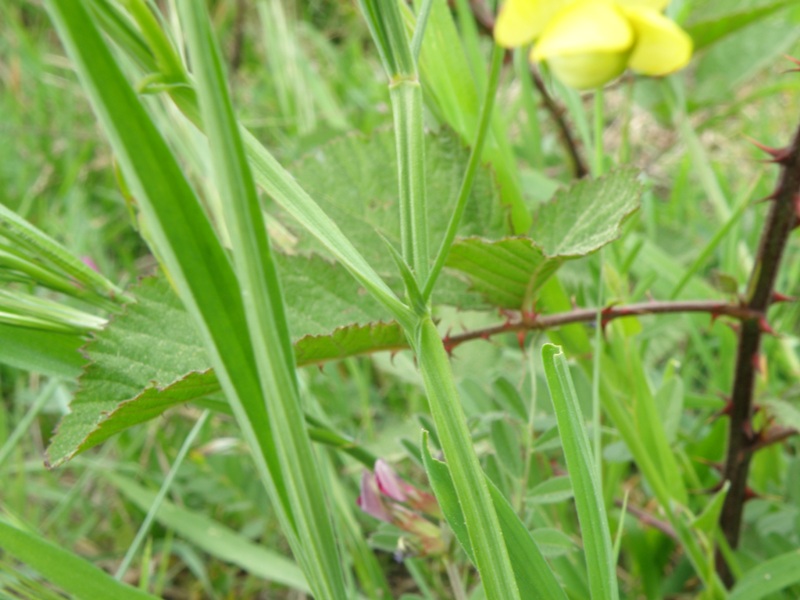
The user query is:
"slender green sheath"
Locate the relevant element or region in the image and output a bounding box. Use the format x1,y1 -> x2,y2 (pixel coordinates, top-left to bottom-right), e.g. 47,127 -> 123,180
357,0 -> 429,284
416,317 -> 521,600
390,79 -> 428,282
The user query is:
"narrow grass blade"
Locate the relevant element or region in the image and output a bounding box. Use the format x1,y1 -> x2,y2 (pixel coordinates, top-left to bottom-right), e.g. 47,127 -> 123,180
542,344 -> 619,600
103,473 -> 309,594
0,380 -> 57,469
178,3 -> 345,597
115,411 -> 210,580
0,202 -> 128,302
0,519 -> 158,600
729,549 -> 800,600
42,0 -> 295,575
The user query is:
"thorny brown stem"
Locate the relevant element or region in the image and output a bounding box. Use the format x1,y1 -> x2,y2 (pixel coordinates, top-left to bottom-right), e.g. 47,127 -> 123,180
440,299 -> 763,353
715,80 -> 800,586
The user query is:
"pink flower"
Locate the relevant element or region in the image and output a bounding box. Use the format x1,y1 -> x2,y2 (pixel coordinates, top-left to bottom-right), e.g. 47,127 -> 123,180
357,460 -> 445,556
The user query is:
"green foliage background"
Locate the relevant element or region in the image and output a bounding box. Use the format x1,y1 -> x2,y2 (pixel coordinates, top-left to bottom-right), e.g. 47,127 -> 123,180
1,0 -> 799,598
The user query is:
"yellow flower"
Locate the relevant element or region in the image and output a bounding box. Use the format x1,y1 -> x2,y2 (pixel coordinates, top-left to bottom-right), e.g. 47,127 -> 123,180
495,0 -> 692,89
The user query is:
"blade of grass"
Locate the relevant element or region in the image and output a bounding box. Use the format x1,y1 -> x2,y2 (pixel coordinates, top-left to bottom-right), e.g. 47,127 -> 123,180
178,3 -> 346,596
542,344 -> 618,600
103,473 -> 310,594
0,519 -> 158,600
43,0 -> 297,573
423,42 -> 504,301
115,411 -> 210,580
0,202 -> 129,302
0,380 -> 58,469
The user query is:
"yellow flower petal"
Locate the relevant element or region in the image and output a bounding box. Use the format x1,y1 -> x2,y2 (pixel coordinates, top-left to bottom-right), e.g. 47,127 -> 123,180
495,0 -> 573,48
622,7 -> 693,76
541,52 -> 630,89
532,1 -> 633,60
530,1 -> 633,90
616,0 -> 669,10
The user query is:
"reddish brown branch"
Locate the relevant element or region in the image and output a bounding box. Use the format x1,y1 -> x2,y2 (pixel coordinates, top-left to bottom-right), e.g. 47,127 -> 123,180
747,425 -> 799,456
442,300 -> 762,353
716,84 -> 800,586
529,67 -> 590,178
615,499 -> 677,541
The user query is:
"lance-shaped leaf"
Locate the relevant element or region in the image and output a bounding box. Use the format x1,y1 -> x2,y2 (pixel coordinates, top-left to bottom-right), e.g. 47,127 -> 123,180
0,518 -> 158,600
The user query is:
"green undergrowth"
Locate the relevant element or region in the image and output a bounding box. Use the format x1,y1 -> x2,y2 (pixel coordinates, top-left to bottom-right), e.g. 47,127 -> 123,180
1,0 -> 799,598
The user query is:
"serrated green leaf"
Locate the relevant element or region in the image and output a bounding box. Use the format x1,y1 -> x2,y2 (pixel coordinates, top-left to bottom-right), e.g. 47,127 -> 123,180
46,278 -> 209,467
47,269 -> 409,467
276,253 -> 393,335
445,237 -> 562,309
444,170 -> 641,309
294,323 -> 406,366
282,128 -> 503,296
532,169 -> 641,258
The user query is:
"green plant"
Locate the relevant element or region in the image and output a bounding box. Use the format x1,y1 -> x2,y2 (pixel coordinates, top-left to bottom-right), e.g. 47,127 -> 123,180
1,0 -> 799,598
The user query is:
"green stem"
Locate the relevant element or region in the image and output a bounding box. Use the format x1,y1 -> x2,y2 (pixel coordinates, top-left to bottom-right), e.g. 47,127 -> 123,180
422,44 -> 504,301
410,0 -> 435,63
416,316 -> 521,600
390,78 -> 429,283
593,89 -> 605,176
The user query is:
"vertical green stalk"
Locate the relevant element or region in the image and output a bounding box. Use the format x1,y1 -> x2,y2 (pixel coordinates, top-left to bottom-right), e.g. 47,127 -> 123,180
416,317 -> 521,600
115,411 -> 210,580
591,89 -> 605,478
593,89 -> 605,177
390,80 -> 429,282
358,5 -> 522,596
358,0 -> 428,283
